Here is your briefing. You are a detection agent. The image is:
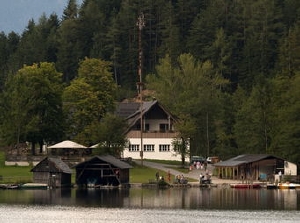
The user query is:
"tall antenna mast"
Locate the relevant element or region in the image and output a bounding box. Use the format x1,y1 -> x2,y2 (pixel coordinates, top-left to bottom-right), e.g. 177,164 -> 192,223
137,12 -> 145,101
137,12 -> 145,166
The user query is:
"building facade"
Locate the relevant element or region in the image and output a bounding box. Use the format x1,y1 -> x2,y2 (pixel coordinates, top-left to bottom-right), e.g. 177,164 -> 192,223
117,100 -> 184,161
74,155 -> 132,187
31,157 -> 72,187
213,154 -> 297,181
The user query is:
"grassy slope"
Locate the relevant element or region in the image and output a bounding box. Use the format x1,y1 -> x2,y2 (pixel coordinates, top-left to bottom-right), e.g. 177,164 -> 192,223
129,162 -> 173,183
129,160 -> 195,183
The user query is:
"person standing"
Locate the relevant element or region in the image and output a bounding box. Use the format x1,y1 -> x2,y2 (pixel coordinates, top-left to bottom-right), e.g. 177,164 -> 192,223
199,173 -> 203,184
278,171 -> 282,182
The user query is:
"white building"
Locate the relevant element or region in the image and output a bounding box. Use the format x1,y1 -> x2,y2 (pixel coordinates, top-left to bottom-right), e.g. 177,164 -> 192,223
284,161 -> 297,175
116,100 -> 184,161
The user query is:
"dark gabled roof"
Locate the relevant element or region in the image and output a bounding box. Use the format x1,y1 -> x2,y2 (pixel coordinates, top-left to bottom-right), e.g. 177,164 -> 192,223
74,155 -> 133,169
116,100 -> 176,131
31,157 -> 72,174
115,102 -> 140,118
116,100 -> 159,119
214,154 -> 283,167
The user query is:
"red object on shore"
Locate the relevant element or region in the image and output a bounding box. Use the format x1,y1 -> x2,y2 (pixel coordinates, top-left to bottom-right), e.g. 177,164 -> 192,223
230,183 -> 261,189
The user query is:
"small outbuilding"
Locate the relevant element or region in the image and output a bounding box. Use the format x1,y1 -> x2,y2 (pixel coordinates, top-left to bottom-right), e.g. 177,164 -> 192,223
213,154 -> 286,181
31,157 -> 72,188
47,140 -> 91,156
74,155 -> 133,187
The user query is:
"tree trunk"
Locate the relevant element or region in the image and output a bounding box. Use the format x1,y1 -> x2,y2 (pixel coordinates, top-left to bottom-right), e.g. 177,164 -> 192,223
206,112 -> 210,157
39,140 -> 44,153
31,142 -> 36,155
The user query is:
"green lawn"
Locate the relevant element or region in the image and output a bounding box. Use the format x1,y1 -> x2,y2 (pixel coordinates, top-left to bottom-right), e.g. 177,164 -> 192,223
0,166 -> 33,183
129,162 -> 174,183
0,151 -> 189,184
0,151 -> 33,184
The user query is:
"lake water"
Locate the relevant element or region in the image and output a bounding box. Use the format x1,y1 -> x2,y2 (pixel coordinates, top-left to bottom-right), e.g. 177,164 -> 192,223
0,187 -> 300,222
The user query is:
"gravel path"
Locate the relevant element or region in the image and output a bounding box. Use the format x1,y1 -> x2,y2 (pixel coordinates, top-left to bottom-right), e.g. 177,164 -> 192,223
134,160 -> 242,185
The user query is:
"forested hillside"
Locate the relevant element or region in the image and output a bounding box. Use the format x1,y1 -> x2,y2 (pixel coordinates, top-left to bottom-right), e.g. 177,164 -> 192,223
0,0 -> 300,164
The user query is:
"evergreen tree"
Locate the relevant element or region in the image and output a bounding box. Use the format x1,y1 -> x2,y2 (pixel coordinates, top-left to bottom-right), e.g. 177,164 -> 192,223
12,19 -> 38,67
157,1 -> 181,65
5,32 -> 20,75
62,0 -> 78,20
0,32 -> 9,89
269,72 -> 300,163
8,14 -> 60,75
56,0 -> 80,82
187,0 -> 227,62
234,80 -> 273,154
110,0 -> 139,89
278,23 -> 300,76
214,92 -> 238,159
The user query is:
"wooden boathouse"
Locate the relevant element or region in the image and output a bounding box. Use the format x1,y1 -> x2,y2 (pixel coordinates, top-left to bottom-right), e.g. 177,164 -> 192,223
213,154 -> 286,181
31,157 -> 72,188
74,155 -> 132,187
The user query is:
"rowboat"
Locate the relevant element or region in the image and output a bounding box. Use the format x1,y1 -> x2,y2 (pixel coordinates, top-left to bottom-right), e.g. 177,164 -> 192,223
20,183 -> 48,189
230,183 -> 261,189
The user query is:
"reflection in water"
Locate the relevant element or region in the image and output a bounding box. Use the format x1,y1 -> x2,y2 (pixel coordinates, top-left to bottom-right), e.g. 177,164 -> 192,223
75,188 -> 129,207
0,187 -> 299,210
0,188 -> 300,223
125,188 -> 300,210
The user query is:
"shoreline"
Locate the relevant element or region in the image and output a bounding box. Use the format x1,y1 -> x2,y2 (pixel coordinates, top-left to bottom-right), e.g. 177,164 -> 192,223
130,179 -> 267,189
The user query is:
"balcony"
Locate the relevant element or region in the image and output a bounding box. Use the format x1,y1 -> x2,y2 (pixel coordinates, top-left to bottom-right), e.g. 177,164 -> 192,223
126,130 -> 177,138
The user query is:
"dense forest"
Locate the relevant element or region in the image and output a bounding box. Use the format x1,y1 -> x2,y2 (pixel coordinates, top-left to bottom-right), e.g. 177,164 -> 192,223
0,0 -> 300,164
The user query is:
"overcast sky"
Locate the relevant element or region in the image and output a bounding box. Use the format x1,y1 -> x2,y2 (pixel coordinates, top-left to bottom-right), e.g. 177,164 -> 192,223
0,0 -> 83,34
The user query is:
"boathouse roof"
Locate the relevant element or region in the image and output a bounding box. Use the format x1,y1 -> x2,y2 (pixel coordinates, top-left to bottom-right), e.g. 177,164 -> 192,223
214,154 -> 283,167
31,157 -> 72,174
74,155 -> 133,169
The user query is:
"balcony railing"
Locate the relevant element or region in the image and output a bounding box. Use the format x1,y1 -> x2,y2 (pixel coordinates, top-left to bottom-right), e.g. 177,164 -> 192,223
126,130 -> 178,138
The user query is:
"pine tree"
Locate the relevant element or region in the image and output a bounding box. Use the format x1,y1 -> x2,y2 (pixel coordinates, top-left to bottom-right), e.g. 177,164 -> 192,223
56,0 -> 80,82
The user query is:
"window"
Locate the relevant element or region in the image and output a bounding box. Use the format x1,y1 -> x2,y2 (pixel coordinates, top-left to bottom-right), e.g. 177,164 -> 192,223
136,124 -> 149,131
159,124 -> 169,132
143,144 -> 154,152
159,144 -> 170,152
129,144 -> 139,152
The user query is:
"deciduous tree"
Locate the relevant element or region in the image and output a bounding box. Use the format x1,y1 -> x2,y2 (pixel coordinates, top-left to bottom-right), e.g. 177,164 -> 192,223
0,62 -> 64,154
91,113 -> 128,157
146,53 -> 228,162
63,58 -> 117,145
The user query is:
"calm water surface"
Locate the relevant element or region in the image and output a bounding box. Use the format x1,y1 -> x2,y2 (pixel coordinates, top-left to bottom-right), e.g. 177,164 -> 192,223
0,187 -> 299,222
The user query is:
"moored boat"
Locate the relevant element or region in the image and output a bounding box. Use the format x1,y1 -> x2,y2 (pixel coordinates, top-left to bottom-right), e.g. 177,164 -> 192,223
20,183 -> 48,189
266,184 -> 278,189
278,183 -> 300,189
266,183 -> 300,189
230,183 -> 261,189
0,184 -> 20,189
